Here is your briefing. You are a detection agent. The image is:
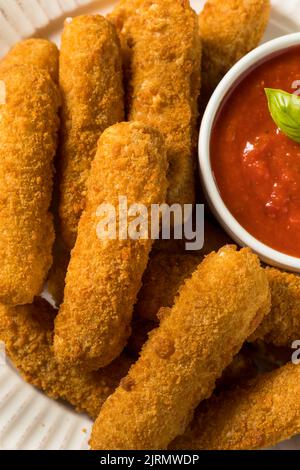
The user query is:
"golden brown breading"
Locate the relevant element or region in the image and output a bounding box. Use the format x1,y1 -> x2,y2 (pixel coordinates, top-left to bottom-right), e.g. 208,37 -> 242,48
250,269 -> 300,347
128,330 -> 259,386
58,15 -> 124,249
171,363 -> 300,450
109,0 -> 201,207
0,38 -> 59,83
199,0 -> 270,104
54,122 -> 168,370
90,246 -> 270,450
0,299 -> 131,419
0,65 -> 59,306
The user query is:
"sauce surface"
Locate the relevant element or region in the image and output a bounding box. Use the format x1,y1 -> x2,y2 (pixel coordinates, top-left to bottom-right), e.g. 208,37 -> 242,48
211,46 -> 300,258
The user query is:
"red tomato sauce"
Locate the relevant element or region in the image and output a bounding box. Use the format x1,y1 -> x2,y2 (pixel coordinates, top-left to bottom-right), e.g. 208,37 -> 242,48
211,46 -> 300,258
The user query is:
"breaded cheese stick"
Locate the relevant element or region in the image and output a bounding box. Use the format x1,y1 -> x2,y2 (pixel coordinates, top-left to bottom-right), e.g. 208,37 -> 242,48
90,246 -> 270,450
109,0 -> 201,207
199,0 -> 270,103
0,65 -> 59,305
250,269 -> 300,347
54,122 -> 168,370
0,38 -> 59,83
59,15 -> 124,249
171,362 -> 300,450
0,298 -> 131,419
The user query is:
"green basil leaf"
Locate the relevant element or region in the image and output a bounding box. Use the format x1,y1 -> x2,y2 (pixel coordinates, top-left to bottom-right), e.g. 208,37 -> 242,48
265,88 -> 300,143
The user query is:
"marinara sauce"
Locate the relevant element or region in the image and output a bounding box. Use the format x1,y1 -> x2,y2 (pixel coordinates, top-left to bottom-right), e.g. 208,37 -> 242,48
211,46 -> 300,257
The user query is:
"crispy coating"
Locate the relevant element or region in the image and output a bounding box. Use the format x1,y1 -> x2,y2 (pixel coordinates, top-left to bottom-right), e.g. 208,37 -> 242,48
0,65 -> 59,305
137,259 -> 300,348
90,246 -> 270,450
109,0 -> 201,207
54,122 -> 168,370
199,0 -> 270,103
0,39 -> 59,83
250,269 -> 300,347
58,15 -> 124,249
0,299 -> 131,419
171,363 -> 300,450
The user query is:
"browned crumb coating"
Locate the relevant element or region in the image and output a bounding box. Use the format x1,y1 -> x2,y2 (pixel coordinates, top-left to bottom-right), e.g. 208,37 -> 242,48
250,268 -> 300,347
109,0 -> 201,207
0,299 -> 131,419
58,15 -> 124,250
0,65 -> 59,306
90,246 -> 270,450
0,38 -> 59,83
171,363 -> 300,450
199,0 -> 270,102
54,122 -> 168,370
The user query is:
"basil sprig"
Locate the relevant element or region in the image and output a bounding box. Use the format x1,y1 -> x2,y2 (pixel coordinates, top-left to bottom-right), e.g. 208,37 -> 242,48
265,88 -> 300,143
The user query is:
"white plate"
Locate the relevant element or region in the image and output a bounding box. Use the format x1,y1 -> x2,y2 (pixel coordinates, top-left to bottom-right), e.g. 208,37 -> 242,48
0,0 -> 299,451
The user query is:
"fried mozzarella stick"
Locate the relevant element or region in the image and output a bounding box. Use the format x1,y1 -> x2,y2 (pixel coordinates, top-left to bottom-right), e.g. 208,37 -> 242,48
109,0 -> 201,207
0,38 -> 59,82
199,0 -> 270,103
0,65 -> 59,305
250,269 -> 300,347
59,15 -> 124,249
0,299 -> 131,419
171,362 -> 300,450
90,246 -> 270,450
54,122 -> 168,370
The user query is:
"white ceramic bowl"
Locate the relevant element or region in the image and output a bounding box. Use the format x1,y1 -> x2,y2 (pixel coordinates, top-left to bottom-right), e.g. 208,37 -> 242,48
199,32 -> 300,273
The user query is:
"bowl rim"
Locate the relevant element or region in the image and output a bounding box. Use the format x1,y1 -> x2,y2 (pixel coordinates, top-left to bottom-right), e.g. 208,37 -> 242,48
199,32 -> 300,273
